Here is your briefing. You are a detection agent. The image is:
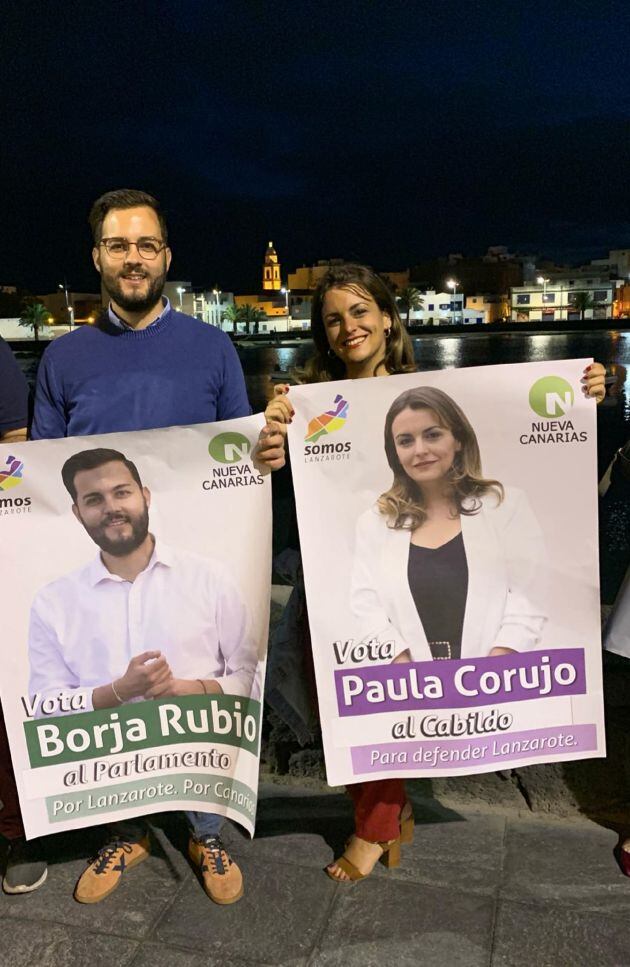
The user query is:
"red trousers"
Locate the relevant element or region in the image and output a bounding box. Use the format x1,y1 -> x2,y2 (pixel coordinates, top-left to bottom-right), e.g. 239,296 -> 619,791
0,703 -> 24,841
298,606 -> 407,842
347,778 -> 407,842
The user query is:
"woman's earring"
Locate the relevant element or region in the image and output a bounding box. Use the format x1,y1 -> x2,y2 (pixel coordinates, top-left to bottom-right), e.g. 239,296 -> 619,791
385,328 -> 392,341
327,347 -> 335,357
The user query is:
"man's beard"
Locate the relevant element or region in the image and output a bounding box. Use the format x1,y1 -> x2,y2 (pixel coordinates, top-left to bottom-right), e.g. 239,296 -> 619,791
102,264 -> 167,313
81,503 -> 150,557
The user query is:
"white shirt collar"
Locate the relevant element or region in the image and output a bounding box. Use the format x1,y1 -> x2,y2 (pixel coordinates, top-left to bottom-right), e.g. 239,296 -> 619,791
87,538 -> 175,586
107,296 -> 171,330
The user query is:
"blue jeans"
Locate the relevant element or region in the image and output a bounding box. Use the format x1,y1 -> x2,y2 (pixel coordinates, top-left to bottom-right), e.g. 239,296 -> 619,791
109,810 -> 223,843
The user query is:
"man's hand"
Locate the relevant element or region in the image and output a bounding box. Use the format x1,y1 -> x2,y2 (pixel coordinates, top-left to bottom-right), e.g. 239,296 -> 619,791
582,362 -> 606,403
114,651 -> 172,701
488,647 -> 516,657
252,420 -> 287,473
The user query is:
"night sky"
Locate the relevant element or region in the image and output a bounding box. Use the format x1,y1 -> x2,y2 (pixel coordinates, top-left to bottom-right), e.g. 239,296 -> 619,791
2,0 -> 629,295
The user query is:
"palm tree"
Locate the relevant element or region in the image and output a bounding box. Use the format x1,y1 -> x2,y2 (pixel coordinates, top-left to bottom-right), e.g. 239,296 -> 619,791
396,287 -> 424,328
238,304 -> 267,335
571,291 -> 594,320
221,304 -> 242,334
19,300 -> 51,341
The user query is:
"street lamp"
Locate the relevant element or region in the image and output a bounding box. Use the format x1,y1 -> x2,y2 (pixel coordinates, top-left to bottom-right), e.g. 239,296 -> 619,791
281,286 -> 291,325
446,279 -> 459,325
212,289 -> 222,328
58,282 -> 74,328
537,276 -> 550,322
176,286 -> 185,310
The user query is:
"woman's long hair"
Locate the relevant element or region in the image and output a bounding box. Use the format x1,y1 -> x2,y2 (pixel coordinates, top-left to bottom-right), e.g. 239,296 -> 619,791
295,263 -> 416,383
378,386 -> 503,529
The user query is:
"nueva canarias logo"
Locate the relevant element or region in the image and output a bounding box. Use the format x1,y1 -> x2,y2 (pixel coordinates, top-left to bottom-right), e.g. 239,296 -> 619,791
0,454 -> 24,491
204,431 -> 263,491
528,376 -> 574,418
520,375 -> 586,446
208,432 -> 252,465
305,394 -> 349,443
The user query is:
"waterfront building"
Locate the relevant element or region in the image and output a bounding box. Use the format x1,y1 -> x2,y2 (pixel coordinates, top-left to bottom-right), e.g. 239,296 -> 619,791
465,293 -> 509,323
536,249 -> 630,284
39,290 -> 102,325
411,247 -> 535,296
615,282 -> 630,318
164,281 -> 234,328
405,290 -> 480,326
510,277 -> 620,322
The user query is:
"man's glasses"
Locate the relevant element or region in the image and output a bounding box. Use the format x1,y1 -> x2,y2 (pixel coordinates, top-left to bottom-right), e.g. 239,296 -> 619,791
99,237 -> 166,260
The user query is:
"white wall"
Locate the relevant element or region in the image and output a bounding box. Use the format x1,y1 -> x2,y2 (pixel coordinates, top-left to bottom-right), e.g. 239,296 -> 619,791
403,291 -> 484,325
0,318 -> 33,340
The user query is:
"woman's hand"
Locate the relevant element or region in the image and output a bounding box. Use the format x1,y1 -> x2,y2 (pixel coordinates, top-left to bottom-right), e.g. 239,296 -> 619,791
264,383 -> 294,426
488,647 -> 516,657
582,363 -> 606,404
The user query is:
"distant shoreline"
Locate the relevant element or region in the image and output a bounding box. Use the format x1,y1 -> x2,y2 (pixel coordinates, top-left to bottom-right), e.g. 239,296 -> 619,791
9,318 -> 630,356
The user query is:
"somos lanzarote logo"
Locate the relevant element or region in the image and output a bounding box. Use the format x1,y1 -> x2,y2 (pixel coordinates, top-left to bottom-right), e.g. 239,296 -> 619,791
204,431 -> 263,491
0,454 -> 32,514
304,394 -> 351,462
0,454 -> 24,491
520,375 -> 586,446
528,376 -> 574,418
305,394 -> 349,443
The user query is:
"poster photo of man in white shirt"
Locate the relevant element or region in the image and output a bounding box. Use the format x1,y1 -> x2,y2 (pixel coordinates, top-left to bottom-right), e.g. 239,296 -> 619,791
28,447 -> 258,714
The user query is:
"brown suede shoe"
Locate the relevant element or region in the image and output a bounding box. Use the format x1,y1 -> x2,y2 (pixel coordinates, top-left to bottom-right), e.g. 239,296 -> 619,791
188,835 -> 243,904
74,836 -> 151,904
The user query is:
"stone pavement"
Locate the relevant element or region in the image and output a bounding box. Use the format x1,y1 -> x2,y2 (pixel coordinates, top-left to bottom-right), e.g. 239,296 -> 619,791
1,781 -> 630,967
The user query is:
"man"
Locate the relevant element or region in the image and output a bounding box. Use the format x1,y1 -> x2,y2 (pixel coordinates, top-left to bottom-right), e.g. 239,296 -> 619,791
31,189 -> 283,903
32,189 -> 252,437
0,337 -> 47,894
29,447 -> 257,904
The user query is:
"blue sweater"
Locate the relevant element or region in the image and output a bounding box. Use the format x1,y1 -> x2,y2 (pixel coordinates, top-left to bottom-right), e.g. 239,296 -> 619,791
31,309 -> 251,439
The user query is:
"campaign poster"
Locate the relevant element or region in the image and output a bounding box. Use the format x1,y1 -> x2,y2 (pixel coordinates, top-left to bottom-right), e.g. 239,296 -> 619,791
288,360 -> 604,786
0,416 -> 270,838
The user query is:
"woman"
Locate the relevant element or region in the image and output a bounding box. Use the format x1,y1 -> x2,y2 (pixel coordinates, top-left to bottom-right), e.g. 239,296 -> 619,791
352,386 -> 546,663
265,263 -> 606,883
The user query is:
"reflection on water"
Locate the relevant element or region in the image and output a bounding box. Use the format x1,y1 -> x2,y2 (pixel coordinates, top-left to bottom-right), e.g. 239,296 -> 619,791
15,330 -> 630,469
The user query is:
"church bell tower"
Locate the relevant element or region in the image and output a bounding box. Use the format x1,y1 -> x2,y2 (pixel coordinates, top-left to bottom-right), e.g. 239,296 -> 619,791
262,241 -> 281,291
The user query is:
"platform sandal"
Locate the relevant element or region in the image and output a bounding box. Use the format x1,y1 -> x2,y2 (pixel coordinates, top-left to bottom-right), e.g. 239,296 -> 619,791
326,834 -> 401,882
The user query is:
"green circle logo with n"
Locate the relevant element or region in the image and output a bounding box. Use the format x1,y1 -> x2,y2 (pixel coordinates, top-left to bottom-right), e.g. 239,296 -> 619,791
529,376 -> 574,418
208,432 -> 252,464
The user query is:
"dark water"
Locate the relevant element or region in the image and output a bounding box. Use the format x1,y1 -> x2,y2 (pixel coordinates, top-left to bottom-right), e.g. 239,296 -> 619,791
236,330 -> 630,474
15,330 -> 630,471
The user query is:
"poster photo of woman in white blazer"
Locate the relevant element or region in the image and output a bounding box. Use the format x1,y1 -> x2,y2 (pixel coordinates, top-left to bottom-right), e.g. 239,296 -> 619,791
351,385 -> 548,663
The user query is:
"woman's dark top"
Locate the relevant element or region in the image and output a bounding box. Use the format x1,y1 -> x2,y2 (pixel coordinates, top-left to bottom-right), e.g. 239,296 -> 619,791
407,532 -> 469,660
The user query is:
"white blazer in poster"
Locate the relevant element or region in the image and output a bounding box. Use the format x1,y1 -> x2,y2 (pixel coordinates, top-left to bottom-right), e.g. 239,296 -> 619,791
0,416 -> 271,838
287,360 -> 604,786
